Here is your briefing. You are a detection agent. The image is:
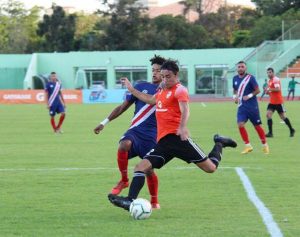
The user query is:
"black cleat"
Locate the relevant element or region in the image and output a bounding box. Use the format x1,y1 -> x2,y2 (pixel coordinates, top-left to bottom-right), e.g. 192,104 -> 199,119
290,129 -> 295,137
108,194 -> 132,211
214,134 -> 237,148
265,133 -> 273,138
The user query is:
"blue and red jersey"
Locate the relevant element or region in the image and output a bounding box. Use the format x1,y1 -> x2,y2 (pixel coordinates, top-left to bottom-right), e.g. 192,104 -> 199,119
126,82 -> 158,130
232,74 -> 259,109
121,82 -> 158,158
45,81 -> 62,106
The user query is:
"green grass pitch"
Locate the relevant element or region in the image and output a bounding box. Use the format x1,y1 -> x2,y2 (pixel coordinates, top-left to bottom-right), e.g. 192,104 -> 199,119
0,102 -> 299,237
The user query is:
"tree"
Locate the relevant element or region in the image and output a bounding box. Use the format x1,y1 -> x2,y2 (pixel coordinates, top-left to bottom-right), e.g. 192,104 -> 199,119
37,4 -> 76,52
252,0 -> 300,16
0,0 -> 41,53
95,0 -> 151,50
150,15 -> 212,49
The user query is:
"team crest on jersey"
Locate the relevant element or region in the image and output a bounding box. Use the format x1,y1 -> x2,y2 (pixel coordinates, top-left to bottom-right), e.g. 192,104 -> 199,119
234,81 -> 237,85
166,91 -> 172,98
142,89 -> 148,94
50,85 -> 54,88
157,100 -> 162,108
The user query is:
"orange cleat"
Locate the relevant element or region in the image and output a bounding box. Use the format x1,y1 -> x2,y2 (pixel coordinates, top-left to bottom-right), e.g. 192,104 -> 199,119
110,180 -> 129,195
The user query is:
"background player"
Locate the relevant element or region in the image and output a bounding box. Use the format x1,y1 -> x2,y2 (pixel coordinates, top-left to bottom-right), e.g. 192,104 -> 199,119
45,72 -> 66,133
287,76 -> 300,101
94,55 -> 166,209
108,60 -> 237,211
232,61 -> 269,154
260,79 -> 268,100
265,68 -> 295,137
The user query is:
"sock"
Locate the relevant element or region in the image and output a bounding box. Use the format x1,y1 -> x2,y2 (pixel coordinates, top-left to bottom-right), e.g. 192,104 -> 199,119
267,119 -> 273,134
56,113 -> 65,129
208,143 -> 223,168
239,127 -> 250,144
117,150 -> 129,182
50,117 -> 56,130
146,172 -> 158,204
283,118 -> 293,132
128,171 -> 145,200
255,125 -> 266,144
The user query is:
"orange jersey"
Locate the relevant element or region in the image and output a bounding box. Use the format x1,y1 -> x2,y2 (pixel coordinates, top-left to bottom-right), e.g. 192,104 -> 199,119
155,83 -> 189,141
268,76 -> 283,104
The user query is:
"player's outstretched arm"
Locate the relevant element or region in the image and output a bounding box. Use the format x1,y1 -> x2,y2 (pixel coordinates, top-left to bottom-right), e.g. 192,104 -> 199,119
94,100 -> 133,134
122,78 -> 156,105
177,101 -> 190,141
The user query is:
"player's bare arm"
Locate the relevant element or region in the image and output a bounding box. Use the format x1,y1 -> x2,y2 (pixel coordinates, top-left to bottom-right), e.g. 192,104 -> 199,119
45,91 -> 50,109
94,100 -> 133,134
233,89 -> 238,104
177,101 -> 190,141
122,77 -> 156,105
243,87 -> 260,101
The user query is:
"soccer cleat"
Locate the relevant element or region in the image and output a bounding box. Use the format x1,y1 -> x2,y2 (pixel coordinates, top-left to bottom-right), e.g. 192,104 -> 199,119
151,203 -> 161,209
290,129 -> 295,137
55,128 -> 63,134
108,194 -> 132,211
262,144 -> 269,155
213,134 -> 237,148
265,133 -> 273,138
110,180 -> 129,195
241,145 -> 253,154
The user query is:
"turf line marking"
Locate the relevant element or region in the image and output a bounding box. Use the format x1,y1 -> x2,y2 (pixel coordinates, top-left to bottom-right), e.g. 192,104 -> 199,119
0,166 -> 261,172
235,167 -> 283,237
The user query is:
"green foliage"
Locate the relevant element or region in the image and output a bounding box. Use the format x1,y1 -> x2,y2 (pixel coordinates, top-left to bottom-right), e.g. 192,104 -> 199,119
0,0 -> 41,53
150,15 -> 212,49
0,0 -> 300,52
232,30 -> 251,47
252,0 -> 300,16
37,5 -> 77,52
247,15 -> 282,45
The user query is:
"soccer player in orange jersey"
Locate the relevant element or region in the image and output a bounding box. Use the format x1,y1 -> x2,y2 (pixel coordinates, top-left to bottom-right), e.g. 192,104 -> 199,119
265,68 -> 295,137
107,60 -> 237,211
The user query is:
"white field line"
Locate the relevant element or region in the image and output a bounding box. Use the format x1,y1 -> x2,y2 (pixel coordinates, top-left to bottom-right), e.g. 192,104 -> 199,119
235,167 -> 283,237
0,166 -> 262,172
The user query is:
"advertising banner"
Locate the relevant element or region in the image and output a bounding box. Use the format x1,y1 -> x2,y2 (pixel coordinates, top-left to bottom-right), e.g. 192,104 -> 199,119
82,89 -> 127,103
0,90 -> 82,104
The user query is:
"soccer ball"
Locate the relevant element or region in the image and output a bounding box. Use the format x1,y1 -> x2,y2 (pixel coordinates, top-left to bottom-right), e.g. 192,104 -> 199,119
129,198 -> 152,220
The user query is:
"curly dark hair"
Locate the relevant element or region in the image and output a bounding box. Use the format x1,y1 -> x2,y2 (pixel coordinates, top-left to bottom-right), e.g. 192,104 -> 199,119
149,55 -> 166,66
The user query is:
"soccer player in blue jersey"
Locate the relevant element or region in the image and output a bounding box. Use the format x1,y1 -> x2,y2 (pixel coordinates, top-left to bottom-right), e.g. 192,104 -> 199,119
232,61 -> 269,154
45,72 -> 66,133
94,55 -> 166,209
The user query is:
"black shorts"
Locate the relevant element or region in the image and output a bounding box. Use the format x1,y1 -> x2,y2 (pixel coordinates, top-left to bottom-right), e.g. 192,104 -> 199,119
143,134 -> 208,169
267,104 -> 285,114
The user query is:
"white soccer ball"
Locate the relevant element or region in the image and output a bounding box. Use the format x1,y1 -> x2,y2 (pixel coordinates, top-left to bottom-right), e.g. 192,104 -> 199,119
129,198 -> 152,220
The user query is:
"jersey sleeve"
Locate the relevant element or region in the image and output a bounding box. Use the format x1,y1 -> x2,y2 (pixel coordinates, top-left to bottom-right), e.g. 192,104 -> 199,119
175,85 -> 189,102
45,83 -> 49,92
232,77 -> 237,91
126,84 -> 140,103
273,77 -> 281,88
249,75 -> 259,90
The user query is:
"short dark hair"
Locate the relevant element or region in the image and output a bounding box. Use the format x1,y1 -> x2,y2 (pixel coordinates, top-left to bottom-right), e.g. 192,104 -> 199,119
51,72 -> 56,75
237,61 -> 246,65
149,55 -> 166,66
267,67 -> 274,72
161,59 -> 179,75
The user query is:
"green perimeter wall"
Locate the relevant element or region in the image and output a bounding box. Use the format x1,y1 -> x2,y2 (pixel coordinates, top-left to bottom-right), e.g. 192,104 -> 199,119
0,48 -> 254,95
